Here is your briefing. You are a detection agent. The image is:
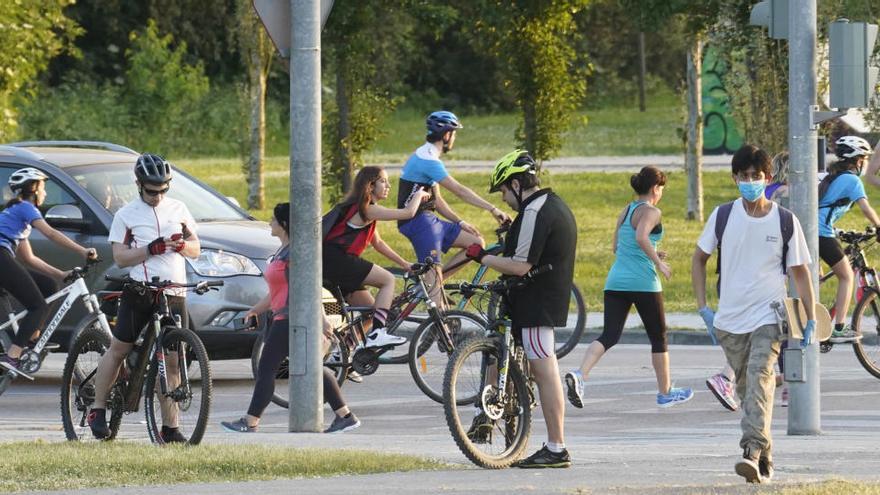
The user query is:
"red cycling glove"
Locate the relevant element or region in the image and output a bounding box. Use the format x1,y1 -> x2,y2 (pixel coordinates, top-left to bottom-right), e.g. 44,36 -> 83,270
170,233 -> 185,252
147,237 -> 166,256
465,243 -> 487,263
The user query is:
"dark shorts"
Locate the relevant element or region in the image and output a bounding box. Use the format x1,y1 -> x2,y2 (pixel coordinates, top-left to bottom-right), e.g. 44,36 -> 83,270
398,212 -> 462,263
819,236 -> 846,267
113,286 -> 187,344
322,244 -> 373,295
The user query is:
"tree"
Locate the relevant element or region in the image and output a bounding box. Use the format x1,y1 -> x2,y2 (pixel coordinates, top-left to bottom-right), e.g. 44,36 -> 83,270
0,0 -> 81,141
464,1 -> 590,162
235,1 -> 274,210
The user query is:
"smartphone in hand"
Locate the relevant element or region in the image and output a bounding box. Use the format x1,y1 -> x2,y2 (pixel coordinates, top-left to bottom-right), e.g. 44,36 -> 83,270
235,315 -> 258,331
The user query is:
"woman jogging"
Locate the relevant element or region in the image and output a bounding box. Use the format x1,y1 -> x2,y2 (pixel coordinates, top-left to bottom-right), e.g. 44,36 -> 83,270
565,166 -> 693,409
221,203 -> 360,434
322,166 -> 428,347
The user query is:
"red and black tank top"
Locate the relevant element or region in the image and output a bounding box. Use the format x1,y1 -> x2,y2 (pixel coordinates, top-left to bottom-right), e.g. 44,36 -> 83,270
323,203 -> 376,256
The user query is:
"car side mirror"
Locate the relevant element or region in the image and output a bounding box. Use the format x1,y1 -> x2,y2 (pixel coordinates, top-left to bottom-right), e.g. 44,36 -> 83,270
45,204 -> 89,230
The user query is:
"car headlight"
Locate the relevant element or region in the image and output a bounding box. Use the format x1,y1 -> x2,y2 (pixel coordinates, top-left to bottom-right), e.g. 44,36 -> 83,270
188,250 -> 261,277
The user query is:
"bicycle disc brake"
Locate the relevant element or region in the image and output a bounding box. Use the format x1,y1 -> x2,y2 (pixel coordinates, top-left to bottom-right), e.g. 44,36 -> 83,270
352,348 -> 380,375
820,341 -> 833,353
481,384 -> 504,420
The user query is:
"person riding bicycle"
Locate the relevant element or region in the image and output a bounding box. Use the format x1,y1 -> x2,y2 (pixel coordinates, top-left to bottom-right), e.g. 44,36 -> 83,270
222,203 -> 360,434
87,153 -> 201,443
397,111 -> 510,311
692,144 -> 815,483
565,166 -> 693,411
323,166 -> 429,347
818,136 -> 880,343
466,150 -> 577,468
0,168 -> 98,379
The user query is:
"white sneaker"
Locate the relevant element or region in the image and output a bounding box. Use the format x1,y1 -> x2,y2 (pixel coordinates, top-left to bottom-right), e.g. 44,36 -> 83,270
365,328 -> 406,348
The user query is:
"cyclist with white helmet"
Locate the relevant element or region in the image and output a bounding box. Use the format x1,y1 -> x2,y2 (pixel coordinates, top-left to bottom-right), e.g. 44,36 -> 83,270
87,153 -> 201,443
818,135 -> 880,343
0,168 -> 97,379
397,111 -> 510,309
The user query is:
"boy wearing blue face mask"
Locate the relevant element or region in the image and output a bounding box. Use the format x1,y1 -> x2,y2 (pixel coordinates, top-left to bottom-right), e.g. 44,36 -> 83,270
691,144 -> 816,484
817,136 -> 880,343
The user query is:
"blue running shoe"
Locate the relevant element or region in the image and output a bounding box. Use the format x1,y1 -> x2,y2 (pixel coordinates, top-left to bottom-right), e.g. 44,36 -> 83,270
657,386 -> 694,408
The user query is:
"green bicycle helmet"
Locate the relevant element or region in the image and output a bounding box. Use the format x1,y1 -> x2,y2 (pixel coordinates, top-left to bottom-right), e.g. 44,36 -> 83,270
489,149 -> 538,193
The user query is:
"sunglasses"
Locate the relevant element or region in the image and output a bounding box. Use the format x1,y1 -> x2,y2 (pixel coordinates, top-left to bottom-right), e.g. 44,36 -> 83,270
142,186 -> 169,196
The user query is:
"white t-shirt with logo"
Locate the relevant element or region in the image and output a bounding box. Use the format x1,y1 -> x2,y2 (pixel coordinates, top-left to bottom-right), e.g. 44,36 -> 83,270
108,197 -> 198,296
697,199 -> 811,334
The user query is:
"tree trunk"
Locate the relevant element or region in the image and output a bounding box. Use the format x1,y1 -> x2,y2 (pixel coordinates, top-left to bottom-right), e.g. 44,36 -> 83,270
246,44 -> 266,210
685,34 -> 704,222
335,65 -> 354,194
638,31 -> 647,112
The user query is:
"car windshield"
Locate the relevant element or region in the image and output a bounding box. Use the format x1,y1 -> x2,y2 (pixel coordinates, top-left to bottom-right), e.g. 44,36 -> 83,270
67,163 -> 246,221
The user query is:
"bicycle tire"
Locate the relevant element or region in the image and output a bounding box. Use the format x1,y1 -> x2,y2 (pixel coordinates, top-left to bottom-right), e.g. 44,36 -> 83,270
554,284 -> 587,360
60,317 -> 117,441
851,288 -> 880,379
443,337 -> 531,469
144,327 -> 212,445
408,310 -> 486,404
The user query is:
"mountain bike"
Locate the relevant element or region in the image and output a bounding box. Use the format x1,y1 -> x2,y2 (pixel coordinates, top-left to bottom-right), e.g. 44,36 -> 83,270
443,266 -> 550,469
0,258 -> 107,396
442,224 -> 586,359
250,259 -> 485,408
822,228 -> 880,378
60,276 -> 222,444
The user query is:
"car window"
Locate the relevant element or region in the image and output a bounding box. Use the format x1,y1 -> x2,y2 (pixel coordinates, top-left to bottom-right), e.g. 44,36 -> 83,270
68,163 -> 246,221
0,164 -> 79,213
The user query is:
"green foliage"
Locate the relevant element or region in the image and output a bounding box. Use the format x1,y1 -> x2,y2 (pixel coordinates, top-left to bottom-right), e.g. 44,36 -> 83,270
0,0 -> 81,141
466,1 -> 590,162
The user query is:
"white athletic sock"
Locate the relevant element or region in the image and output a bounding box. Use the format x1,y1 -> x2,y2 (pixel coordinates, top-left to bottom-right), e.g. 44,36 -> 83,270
546,442 -> 565,453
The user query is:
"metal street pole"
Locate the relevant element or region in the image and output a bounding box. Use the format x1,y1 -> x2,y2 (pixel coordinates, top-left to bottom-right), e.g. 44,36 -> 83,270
787,0 -> 821,435
288,0 -> 323,432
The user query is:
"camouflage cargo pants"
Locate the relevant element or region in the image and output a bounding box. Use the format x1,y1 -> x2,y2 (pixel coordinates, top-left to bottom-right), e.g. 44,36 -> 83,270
716,324 -> 782,456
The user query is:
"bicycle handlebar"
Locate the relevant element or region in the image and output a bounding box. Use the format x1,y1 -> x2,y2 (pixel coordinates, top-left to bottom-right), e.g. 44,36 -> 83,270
837,226 -> 877,246
105,275 -> 224,295
63,257 -> 103,284
445,264 -> 553,295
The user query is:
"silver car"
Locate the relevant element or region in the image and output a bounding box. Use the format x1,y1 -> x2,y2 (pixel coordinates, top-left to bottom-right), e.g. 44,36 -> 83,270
0,141 -> 278,360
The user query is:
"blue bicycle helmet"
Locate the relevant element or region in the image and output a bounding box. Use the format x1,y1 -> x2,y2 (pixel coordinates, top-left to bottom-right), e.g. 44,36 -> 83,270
426,111 -> 463,136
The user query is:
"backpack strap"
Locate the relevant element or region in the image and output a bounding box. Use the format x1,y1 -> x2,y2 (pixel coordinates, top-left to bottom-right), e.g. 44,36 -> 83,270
714,201 -> 735,297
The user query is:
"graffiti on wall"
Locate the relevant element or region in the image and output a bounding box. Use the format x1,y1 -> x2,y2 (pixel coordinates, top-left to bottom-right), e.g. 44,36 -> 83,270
702,46 -> 743,155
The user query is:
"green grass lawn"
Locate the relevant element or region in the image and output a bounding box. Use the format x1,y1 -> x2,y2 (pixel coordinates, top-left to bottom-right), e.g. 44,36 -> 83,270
266,90 -> 685,161
1,441 -> 444,493
176,159 -> 878,314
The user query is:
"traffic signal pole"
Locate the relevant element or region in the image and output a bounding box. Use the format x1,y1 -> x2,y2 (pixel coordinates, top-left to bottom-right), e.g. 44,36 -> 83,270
288,0 -> 323,432
787,0 -> 822,435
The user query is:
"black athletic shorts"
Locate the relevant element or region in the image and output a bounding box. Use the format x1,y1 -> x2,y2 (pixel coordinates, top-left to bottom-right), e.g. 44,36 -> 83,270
819,236 -> 846,267
113,285 -> 188,344
322,244 -> 373,296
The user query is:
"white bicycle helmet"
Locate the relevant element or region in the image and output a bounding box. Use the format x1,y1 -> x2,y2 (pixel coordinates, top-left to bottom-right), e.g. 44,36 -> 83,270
835,135 -> 873,159
8,167 -> 48,192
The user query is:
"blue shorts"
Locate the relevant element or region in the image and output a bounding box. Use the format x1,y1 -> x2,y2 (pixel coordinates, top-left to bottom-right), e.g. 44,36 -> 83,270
399,213 -> 462,263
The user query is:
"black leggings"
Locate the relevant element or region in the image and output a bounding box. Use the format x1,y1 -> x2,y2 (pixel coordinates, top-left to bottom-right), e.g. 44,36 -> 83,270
0,249 -> 59,347
248,318 -> 346,418
598,290 -> 668,353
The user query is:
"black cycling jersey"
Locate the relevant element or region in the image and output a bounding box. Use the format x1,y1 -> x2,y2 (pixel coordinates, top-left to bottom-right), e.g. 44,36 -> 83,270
503,189 -> 577,327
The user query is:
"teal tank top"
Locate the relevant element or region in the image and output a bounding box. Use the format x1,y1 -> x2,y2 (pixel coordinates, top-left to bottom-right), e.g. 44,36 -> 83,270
604,201 -> 663,293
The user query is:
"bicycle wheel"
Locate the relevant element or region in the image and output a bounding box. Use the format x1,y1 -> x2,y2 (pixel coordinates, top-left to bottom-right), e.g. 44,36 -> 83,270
408,310 -> 486,404
144,327 -> 212,445
250,330 -> 293,408
554,284 -> 587,360
852,288 -> 880,379
444,337 -> 531,469
60,317 -> 119,441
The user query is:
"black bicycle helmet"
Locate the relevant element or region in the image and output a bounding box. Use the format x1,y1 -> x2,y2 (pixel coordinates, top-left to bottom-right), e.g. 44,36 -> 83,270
135,153 -> 172,184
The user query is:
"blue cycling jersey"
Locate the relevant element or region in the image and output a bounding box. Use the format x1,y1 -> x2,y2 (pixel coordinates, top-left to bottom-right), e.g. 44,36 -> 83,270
818,172 -> 866,237
0,201 -> 42,254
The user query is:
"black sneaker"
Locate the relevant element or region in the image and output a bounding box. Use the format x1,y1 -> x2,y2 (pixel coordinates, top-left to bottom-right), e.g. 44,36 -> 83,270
467,412 -> 493,444
513,445 -> 572,469
735,447 -> 762,483
0,355 -> 34,381
324,413 -> 361,433
160,426 -> 188,444
220,417 -> 257,433
87,408 -> 111,440
759,455 -> 774,481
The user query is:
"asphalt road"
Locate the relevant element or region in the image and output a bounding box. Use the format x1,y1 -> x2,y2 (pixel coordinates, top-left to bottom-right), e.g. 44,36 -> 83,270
2,343 -> 879,494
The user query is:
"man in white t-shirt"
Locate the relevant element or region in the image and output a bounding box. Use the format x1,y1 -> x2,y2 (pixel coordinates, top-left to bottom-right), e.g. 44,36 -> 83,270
692,144 -> 816,484
87,153 -> 201,444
